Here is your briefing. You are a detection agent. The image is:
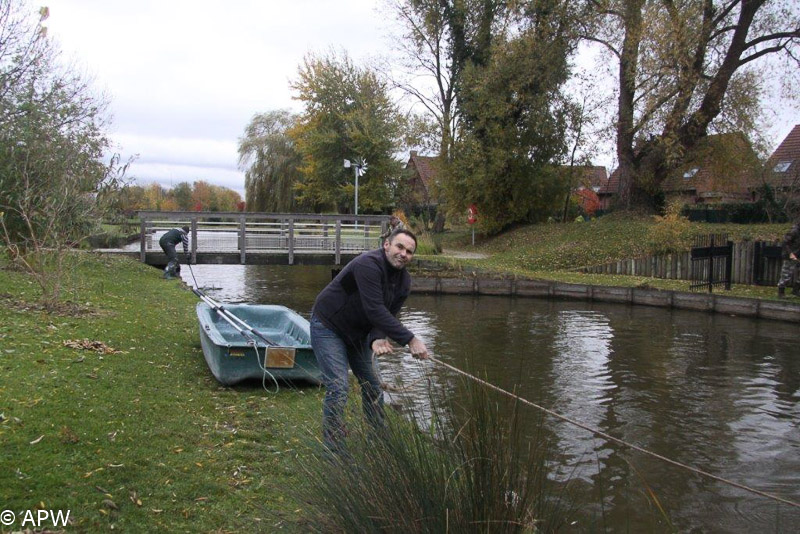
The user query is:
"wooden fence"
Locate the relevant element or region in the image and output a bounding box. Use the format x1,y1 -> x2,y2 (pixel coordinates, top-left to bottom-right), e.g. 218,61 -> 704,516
579,240 -> 784,286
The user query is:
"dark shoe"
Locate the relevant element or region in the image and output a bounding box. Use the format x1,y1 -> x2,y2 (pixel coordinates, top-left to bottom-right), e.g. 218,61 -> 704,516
778,286 -> 786,298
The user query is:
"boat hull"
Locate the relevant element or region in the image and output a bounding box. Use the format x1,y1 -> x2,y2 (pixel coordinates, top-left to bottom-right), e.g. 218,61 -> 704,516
196,302 -> 321,386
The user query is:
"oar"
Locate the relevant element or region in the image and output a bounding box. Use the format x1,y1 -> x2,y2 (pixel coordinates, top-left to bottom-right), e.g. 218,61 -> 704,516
192,287 -> 257,345
188,268 -> 279,347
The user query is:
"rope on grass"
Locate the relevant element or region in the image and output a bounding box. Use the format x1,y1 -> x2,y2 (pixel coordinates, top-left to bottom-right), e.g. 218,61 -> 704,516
428,356 -> 800,510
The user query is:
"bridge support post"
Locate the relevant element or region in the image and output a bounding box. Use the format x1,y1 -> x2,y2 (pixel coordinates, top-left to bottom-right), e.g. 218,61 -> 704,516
191,219 -> 197,265
239,216 -> 246,264
288,218 -> 295,265
140,219 -> 147,262
335,221 -> 341,265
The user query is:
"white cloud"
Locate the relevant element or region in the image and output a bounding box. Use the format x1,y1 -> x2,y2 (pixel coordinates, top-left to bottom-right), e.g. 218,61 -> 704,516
44,0 -> 390,196
38,0 -> 800,197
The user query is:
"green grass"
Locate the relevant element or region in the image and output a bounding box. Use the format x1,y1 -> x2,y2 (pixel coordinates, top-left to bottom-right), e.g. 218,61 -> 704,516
420,215 -> 792,300
0,253 -> 322,532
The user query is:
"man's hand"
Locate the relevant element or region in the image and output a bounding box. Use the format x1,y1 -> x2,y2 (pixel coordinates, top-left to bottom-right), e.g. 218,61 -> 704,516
371,338 -> 394,356
408,336 -> 430,360
791,252 -> 798,261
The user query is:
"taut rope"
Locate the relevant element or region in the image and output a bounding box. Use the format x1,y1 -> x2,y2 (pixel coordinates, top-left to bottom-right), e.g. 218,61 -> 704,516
428,356 -> 800,509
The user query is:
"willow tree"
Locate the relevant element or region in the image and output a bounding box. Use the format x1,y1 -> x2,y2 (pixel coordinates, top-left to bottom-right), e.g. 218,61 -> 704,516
581,0 -> 800,209
238,110 -> 301,212
289,51 -> 404,214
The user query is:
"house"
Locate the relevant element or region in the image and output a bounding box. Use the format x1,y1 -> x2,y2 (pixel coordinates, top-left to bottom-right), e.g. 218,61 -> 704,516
597,168 -> 620,210
764,124 -> 800,192
558,165 -> 608,192
601,133 -> 759,208
404,151 -> 439,213
661,133 -> 759,204
556,165 -> 608,215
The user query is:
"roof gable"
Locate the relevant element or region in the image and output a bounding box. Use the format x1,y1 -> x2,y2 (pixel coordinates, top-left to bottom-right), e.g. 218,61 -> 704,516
559,165 -> 608,190
661,133 -> 759,196
766,124 -> 800,189
405,151 -> 439,190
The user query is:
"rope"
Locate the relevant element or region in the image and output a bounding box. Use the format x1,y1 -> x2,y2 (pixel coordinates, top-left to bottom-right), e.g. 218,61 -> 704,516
427,356 -> 800,509
251,341 -> 280,394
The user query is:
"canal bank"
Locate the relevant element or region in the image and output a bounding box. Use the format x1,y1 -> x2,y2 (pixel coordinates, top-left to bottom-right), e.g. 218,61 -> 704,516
410,269 -> 800,323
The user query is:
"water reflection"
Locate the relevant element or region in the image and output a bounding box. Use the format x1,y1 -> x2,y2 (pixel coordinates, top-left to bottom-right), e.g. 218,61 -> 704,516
181,265 -> 800,532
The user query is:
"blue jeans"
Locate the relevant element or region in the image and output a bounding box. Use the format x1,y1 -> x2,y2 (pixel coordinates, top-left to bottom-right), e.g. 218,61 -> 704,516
310,315 -> 384,451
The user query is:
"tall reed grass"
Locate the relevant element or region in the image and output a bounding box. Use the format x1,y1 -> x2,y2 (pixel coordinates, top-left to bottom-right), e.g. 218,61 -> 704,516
298,379 -> 575,532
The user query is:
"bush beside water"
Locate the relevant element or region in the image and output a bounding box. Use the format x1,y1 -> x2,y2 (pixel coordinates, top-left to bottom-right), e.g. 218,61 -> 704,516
300,380 -> 578,533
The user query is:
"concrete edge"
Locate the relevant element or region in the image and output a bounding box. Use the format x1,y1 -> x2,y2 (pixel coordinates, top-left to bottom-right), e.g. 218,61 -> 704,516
411,275 -> 800,324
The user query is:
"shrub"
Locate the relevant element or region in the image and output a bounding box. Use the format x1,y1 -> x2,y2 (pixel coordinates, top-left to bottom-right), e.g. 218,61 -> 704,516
299,380 -> 574,533
648,202 -> 693,254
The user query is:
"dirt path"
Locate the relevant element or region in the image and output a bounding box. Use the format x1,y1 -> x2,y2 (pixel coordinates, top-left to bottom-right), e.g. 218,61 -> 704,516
441,248 -> 489,260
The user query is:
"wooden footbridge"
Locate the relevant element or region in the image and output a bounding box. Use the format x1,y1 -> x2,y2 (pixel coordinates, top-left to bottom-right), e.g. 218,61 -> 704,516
135,211 -> 390,266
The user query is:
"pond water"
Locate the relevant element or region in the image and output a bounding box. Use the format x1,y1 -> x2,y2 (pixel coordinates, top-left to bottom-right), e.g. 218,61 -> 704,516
181,264 -> 800,532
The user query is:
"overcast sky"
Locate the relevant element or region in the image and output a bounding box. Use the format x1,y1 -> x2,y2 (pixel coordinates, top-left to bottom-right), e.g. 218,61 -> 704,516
43,0 -> 799,198
44,0 -> 392,197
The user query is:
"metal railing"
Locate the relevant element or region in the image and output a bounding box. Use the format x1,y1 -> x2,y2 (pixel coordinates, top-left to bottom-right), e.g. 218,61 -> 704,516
138,211 -> 389,265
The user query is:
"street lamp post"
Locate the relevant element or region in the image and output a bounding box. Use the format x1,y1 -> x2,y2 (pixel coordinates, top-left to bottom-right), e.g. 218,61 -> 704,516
343,158 -> 367,219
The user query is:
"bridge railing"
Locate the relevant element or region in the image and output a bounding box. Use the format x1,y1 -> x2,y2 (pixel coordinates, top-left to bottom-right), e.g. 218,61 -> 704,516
138,211 -> 389,265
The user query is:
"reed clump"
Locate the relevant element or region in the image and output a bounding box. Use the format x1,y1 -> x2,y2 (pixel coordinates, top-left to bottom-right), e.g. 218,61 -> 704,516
299,381 -> 574,533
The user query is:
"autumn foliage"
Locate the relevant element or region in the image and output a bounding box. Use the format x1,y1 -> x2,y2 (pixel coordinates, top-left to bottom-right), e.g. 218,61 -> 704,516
574,188 -> 600,217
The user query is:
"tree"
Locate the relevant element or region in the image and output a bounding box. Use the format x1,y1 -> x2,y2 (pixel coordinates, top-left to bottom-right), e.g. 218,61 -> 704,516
0,0 -> 127,308
238,110 -> 301,212
443,0 -> 577,233
581,0 -> 800,209
143,183 -> 168,211
289,51 -> 405,213
191,180 -> 217,211
387,0 -> 461,161
574,188 -> 601,217
117,184 -> 148,216
171,181 -> 193,211
214,186 -> 242,212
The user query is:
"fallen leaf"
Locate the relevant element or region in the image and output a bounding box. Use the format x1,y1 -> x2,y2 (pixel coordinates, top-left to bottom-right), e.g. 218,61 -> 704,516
30,435 -> 44,445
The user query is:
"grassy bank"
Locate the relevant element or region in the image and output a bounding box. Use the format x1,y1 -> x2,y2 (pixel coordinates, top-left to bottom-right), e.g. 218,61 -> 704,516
419,215 -> 792,300
0,253 -> 321,532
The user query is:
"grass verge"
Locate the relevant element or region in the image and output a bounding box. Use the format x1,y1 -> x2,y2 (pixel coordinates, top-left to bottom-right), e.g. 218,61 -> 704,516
0,253 -> 322,532
418,215 -> 793,302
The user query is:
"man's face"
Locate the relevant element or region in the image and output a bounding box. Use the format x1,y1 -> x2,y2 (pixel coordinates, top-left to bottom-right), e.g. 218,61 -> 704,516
383,232 -> 416,269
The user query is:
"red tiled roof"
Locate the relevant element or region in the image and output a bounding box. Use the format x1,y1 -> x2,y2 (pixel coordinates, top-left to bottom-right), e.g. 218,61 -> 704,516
407,152 -> 438,190
405,151 -> 439,199
661,133 -> 758,199
601,133 -> 760,201
766,124 -> 800,189
599,168 -> 620,196
560,165 -> 608,190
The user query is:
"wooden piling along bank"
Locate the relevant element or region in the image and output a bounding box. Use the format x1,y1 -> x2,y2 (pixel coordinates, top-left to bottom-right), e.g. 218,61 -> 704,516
577,240 -> 784,286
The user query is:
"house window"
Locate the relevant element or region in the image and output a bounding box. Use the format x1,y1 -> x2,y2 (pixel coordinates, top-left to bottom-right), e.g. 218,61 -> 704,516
683,168 -> 699,179
773,160 -> 792,173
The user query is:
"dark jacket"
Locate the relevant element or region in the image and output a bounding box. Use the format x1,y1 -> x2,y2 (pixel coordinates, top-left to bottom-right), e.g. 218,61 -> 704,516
159,228 -> 189,253
312,248 -> 414,349
781,223 -> 800,260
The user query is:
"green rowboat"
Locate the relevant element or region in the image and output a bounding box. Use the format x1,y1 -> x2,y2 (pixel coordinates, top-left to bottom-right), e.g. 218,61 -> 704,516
196,302 -> 321,386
